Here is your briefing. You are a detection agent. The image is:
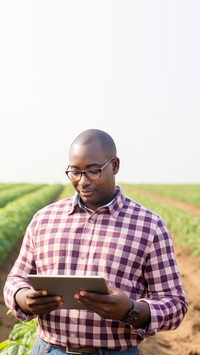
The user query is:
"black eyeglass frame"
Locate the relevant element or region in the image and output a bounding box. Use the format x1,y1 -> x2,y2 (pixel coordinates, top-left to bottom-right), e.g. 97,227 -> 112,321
65,157 -> 115,182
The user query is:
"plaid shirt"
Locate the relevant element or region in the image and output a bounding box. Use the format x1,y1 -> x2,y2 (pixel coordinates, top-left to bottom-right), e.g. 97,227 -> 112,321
4,186 -> 188,350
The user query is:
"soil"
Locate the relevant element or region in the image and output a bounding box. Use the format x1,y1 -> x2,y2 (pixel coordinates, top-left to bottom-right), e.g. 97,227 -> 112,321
132,189 -> 200,219
1,191 -> 200,354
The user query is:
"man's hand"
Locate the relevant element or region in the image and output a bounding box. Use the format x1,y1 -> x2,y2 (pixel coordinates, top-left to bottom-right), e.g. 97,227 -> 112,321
74,285 -> 150,328
74,285 -> 132,320
15,288 -> 64,316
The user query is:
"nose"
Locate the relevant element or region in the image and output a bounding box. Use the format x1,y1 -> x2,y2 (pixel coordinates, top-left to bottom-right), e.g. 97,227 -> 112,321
78,172 -> 91,186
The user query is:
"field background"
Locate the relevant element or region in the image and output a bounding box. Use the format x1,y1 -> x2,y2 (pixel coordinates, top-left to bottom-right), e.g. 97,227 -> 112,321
0,183 -> 200,355
1,2 -> 200,354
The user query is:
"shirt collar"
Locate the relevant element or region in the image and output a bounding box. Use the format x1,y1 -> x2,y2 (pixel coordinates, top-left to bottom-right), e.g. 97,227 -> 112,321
67,186 -> 125,219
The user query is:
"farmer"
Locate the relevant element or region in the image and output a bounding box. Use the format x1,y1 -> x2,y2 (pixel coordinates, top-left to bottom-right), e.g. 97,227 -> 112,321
4,129 -> 188,355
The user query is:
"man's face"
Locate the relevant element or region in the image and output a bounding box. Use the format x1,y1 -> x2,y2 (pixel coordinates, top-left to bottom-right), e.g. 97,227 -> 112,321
68,141 -> 119,210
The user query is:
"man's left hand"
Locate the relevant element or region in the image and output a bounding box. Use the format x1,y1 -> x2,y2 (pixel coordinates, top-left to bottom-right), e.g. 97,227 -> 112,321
74,285 -> 132,320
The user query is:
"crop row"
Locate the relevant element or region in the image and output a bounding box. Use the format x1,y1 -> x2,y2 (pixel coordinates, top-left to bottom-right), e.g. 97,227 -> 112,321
0,183 -> 25,191
56,183 -> 75,200
127,184 -> 200,208
122,185 -> 200,257
0,184 -> 64,263
0,183 -> 47,208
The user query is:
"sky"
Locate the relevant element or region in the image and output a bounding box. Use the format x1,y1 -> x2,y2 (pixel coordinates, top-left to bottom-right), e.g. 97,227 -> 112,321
0,0 -> 200,185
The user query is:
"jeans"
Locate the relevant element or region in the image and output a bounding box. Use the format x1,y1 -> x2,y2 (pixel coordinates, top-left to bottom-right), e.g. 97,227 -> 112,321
31,337 -> 139,355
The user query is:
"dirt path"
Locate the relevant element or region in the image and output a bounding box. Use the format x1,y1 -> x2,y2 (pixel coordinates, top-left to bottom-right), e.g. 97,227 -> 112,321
1,191 -> 200,354
132,188 -> 200,218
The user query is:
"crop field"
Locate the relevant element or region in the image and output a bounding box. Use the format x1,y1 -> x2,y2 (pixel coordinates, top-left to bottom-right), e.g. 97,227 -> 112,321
130,184 -> 200,208
0,183 -> 64,263
0,183 -> 200,354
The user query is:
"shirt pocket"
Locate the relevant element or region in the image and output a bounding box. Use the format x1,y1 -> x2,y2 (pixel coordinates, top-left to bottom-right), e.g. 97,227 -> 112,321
34,252 -> 67,274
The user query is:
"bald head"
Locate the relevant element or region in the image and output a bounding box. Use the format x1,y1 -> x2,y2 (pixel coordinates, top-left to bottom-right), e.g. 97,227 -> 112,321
67,129 -> 119,210
69,129 -> 117,158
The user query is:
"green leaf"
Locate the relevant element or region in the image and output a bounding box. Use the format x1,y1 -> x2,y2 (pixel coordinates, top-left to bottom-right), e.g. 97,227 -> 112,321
0,340 -> 9,350
1,344 -> 29,355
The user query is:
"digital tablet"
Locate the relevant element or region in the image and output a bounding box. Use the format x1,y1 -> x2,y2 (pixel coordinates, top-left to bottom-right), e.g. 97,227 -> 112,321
27,275 -> 109,309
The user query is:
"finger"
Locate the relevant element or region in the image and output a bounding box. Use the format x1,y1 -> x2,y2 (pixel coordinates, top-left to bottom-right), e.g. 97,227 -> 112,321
31,300 -> 63,311
74,292 -> 112,312
27,297 -> 64,315
30,295 -> 63,304
28,288 -> 48,298
28,296 -> 63,310
77,291 -> 111,303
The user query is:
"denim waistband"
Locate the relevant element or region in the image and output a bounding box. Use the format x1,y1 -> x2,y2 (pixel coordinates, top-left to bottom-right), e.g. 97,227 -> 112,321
31,337 -> 139,355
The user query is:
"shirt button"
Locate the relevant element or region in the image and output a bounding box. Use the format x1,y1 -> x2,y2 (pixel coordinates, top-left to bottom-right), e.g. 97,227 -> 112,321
89,219 -> 94,223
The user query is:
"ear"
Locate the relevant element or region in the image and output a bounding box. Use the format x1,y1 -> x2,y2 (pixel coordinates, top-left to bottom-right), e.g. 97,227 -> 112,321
112,157 -> 120,175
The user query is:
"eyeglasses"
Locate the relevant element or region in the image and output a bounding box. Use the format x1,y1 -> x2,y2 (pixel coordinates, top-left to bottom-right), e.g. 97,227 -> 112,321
65,157 -> 115,182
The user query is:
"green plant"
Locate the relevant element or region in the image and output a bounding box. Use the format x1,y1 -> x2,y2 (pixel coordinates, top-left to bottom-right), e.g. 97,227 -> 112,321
0,184 -> 64,262
0,184 -> 46,208
56,183 -> 75,200
0,318 -> 38,355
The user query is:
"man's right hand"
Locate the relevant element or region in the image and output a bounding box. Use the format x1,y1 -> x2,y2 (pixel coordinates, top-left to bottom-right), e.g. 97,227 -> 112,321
15,288 -> 64,315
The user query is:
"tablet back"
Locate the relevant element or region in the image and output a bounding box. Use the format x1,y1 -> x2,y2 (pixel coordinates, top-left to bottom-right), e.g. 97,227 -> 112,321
27,275 -> 109,309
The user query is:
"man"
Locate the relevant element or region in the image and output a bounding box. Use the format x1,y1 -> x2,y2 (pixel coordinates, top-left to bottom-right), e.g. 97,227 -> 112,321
4,129 -> 188,355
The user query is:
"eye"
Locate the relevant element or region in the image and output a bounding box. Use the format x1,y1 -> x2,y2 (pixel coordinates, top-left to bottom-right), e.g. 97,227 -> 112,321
71,171 -> 80,176
87,169 -> 100,175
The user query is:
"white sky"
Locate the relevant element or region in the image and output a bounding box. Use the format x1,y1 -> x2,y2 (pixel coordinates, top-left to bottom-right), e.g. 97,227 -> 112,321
0,0 -> 200,185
